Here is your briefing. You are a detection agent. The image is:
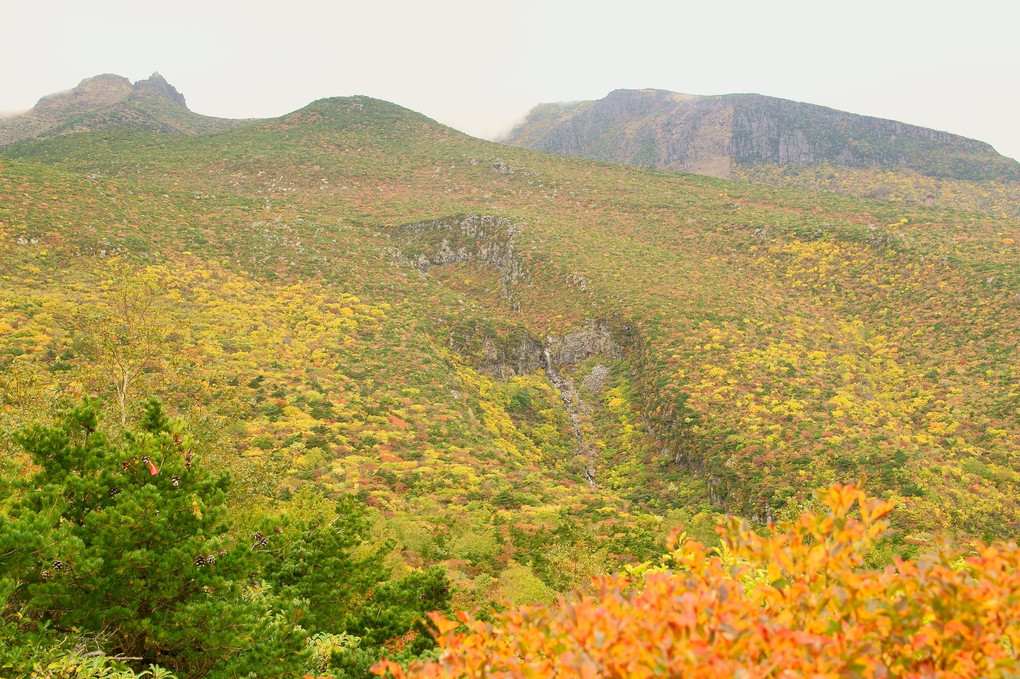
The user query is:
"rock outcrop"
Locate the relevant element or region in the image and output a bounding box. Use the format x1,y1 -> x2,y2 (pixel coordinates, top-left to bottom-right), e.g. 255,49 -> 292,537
545,321 -> 622,366
129,72 -> 187,107
394,214 -> 530,311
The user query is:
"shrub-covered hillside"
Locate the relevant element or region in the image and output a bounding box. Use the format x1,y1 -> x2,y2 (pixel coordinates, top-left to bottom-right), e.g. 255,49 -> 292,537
1,94 -> 1018,676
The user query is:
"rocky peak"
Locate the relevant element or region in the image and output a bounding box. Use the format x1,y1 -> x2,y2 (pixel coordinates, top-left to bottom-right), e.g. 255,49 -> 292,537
0,72 -> 252,148
34,74 -> 133,112
130,72 -> 187,108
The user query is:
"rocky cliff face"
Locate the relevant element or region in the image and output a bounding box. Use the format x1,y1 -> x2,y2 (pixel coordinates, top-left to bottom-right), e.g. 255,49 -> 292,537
394,214 -> 530,311
545,321 -> 622,367
508,90 -> 735,178
390,214 -> 627,376
504,89 -> 1020,183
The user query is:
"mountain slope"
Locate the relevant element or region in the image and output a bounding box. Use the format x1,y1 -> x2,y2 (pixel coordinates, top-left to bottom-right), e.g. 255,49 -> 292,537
504,89 -> 1020,216
3,90 -> 1019,583
0,73 -> 254,147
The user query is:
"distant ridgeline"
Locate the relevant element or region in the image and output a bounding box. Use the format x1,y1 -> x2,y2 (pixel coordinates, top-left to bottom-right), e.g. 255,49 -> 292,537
0,72 -> 255,147
504,89 -> 1020,217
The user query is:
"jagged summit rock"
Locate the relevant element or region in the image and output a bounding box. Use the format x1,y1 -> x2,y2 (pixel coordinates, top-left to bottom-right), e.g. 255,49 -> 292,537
0,72 -> 254,146
130,72 -> 187,108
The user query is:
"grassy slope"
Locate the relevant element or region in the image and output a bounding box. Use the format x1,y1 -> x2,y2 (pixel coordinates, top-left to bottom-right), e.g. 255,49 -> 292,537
2,96 -> 1018,584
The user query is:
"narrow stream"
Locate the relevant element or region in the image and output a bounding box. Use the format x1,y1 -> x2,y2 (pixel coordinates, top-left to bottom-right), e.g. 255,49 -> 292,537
543,349 -> 598,488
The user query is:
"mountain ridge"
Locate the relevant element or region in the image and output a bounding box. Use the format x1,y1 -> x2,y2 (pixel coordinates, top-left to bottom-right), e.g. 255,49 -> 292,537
505,88 -> 1019,178
0,72 -> 255,147
504,88 -> 1020,217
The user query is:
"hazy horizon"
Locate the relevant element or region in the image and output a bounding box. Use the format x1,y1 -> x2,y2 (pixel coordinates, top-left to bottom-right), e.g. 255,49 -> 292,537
2,0 -> 1018,162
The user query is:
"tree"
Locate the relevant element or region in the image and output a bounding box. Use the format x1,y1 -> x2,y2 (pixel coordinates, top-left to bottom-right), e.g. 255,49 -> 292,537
258,499 -> 453,678
73,270 -> 175,425
0,397 -> 274,675
0,396 -> 453,677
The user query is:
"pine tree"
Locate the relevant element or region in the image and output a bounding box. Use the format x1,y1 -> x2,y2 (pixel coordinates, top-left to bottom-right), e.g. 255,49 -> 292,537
258,496 -> 387,633
0,398 -> 272,675
257,500 -> 452,677
1,397 -> 452,677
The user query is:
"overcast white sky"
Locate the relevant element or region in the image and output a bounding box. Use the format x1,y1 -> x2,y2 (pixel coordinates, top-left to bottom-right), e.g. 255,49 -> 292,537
3,0 -> 1019,161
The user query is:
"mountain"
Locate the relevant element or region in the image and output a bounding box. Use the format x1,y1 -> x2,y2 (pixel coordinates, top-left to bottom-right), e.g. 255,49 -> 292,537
504,89 -> 1020,216
2,83 -> 1019,673
5,88 -> 1019,537
0,72 -> 254,147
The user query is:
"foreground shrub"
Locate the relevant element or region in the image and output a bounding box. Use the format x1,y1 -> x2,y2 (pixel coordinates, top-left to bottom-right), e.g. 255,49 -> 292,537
0,397 -> 274,675
0,397 -> 450,677
378,485 -> 1020,678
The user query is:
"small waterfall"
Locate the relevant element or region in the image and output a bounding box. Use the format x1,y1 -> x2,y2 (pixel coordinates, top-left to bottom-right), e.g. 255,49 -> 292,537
543,348 -> 596,488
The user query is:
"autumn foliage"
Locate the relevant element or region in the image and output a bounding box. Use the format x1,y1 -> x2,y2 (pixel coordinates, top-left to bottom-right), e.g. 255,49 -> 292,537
377,485 -> 1020,678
